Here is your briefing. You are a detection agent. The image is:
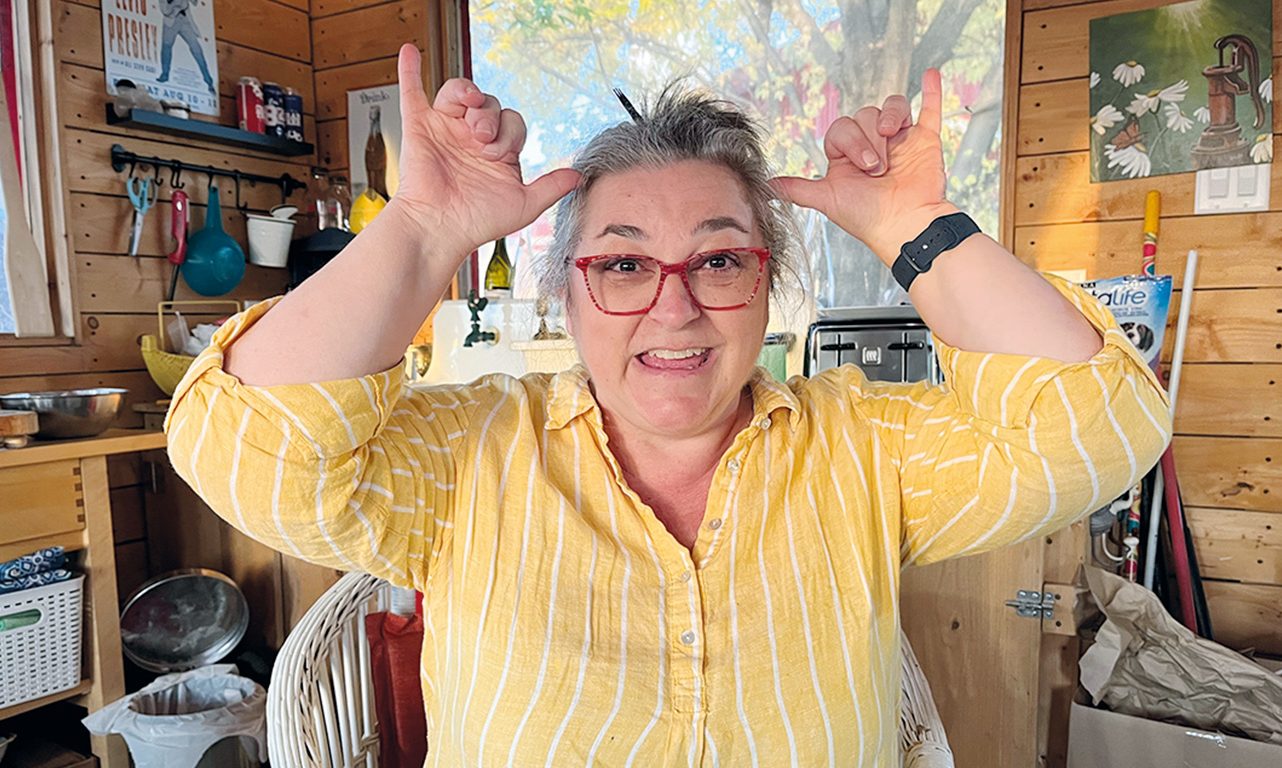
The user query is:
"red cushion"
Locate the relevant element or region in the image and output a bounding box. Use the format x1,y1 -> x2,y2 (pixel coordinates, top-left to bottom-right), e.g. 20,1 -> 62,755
366,611 -> 426,767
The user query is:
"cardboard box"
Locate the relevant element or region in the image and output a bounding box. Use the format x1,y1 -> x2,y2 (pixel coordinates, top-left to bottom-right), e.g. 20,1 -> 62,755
1069,701 -> 1282,767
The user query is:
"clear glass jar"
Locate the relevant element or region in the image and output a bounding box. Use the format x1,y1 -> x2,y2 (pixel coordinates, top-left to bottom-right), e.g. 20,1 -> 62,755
320,174 -> 352,232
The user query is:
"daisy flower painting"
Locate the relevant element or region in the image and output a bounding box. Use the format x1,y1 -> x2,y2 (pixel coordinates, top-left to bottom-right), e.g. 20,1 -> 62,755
1089,0 -> 1272,181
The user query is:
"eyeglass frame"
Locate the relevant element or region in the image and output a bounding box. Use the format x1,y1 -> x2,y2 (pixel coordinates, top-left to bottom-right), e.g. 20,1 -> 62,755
571,247 -> 772,316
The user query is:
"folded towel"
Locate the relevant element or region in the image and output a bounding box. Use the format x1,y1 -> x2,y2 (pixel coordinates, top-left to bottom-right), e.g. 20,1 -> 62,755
0,546 -> 67,580
0,569 -> 75,595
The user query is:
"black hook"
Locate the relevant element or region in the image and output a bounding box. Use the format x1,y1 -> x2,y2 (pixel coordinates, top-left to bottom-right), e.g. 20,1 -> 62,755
152,162 -> 164,188
234,171 -> 246,211
127,159 -> 138,180
170,164 -> 185,189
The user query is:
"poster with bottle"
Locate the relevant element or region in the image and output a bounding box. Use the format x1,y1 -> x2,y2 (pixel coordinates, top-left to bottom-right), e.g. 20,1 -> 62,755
100,0 -> 220,116
347,85 -> 402,203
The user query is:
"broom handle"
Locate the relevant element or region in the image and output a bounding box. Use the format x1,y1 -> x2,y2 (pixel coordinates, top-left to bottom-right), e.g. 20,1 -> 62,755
1142,249 -> 1197,590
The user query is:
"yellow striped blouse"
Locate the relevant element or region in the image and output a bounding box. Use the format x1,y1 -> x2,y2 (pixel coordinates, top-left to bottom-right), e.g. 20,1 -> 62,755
166,276 -> 1170,767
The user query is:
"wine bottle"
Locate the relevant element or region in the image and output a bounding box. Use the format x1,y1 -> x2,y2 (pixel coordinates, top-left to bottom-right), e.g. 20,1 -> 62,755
484,236 -> 513,295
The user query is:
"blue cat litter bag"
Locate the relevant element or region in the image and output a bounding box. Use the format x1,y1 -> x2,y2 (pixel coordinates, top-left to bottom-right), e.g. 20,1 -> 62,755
1080,275 -> 1173,368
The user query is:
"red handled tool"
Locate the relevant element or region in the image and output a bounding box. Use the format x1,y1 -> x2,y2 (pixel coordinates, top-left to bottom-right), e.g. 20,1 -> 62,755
166,189 -> 189,301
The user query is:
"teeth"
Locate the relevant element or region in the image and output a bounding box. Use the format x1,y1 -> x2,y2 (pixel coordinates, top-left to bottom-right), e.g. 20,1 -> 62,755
648,348 -> 707,360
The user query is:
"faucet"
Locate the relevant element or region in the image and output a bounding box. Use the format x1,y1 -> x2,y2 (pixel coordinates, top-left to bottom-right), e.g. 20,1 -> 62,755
463,290 -> 497,347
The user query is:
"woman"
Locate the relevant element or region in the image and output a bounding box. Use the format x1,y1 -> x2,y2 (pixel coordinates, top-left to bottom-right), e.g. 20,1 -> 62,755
167,44 -> 1170,766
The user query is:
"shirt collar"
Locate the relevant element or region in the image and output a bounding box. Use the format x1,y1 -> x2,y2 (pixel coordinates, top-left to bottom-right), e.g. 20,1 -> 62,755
544,364 -> 801,431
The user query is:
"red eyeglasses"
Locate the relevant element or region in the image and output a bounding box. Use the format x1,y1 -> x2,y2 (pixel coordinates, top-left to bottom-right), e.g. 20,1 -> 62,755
572,248 -> 771,316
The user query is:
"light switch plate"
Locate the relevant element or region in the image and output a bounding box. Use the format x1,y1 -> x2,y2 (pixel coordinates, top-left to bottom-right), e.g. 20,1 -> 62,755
1194,164 -> 1271,214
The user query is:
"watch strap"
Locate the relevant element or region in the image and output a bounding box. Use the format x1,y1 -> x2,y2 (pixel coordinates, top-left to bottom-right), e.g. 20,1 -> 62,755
891,212 -> 980,291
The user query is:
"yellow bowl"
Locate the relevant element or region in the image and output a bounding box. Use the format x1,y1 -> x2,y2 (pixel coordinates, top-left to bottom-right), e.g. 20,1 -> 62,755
140,334 -> 196,396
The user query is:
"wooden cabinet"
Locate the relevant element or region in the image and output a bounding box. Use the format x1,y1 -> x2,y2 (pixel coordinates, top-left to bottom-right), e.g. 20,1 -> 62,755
0,429 -> 166,768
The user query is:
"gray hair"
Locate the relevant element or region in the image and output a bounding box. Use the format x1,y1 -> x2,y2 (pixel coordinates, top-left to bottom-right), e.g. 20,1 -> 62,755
536,82 -> 801,303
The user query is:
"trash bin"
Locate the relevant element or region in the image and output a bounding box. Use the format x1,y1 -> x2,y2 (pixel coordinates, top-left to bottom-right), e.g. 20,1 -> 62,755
82,664 -> 267,768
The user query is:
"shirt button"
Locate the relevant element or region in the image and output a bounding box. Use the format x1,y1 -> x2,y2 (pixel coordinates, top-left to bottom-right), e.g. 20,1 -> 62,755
708,518 -> 722,530
727,458 -> 741,474
680,630 -> 696,645
759,417 -> 772,430
680,570 -> 692,582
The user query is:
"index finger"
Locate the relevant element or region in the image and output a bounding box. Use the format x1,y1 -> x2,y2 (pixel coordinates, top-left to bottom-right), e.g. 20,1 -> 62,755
917,67 -> 943,135
432,77 -> 488,117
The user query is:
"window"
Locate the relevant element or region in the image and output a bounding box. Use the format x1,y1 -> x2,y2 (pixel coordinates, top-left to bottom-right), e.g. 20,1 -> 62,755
468,0 -> 1005,309
1,0 -> 59,337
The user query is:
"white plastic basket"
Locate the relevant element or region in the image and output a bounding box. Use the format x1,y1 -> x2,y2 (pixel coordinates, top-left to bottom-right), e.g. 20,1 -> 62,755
0,576 -> 84,709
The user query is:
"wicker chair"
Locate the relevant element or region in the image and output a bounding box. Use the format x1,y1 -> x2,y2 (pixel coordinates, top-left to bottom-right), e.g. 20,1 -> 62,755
268,571 -> 386,768
269,573 -> 953,767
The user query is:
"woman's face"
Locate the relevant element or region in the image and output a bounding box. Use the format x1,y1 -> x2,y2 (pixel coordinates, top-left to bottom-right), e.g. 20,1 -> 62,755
566,160 -> 770,439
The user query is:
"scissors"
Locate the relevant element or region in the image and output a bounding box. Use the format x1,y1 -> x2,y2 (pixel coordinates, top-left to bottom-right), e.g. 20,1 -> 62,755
127,176 -> 158,256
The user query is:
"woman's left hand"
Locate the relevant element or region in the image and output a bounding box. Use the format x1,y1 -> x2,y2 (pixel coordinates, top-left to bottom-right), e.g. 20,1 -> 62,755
771,68 -> 956,265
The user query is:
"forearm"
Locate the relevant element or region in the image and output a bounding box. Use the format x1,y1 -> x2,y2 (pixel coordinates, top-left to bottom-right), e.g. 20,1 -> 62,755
867,203 -> 1102,364
225,199 -> 466,385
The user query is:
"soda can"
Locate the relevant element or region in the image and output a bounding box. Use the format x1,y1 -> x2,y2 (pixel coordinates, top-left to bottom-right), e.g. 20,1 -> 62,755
283,86 -> 304,143
262,81 -> 286,138
236,76 -> 265,133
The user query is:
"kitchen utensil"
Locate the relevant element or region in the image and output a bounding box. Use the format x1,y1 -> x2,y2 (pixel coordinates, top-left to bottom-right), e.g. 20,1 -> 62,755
0,388 -> 126,439
139,300 -> 241,395
119,568 -> 249,673
166,189 -> 189,301
0,409 -> 38,448
245,212 -> 295,268
127,176 -> 157,257
182,185 -> 245,296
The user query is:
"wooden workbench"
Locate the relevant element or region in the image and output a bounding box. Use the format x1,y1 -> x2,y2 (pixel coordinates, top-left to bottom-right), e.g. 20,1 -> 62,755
0,429 -> 166,767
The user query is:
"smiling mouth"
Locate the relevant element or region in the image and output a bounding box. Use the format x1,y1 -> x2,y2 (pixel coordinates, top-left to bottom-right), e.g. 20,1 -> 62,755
636,347 -> 712,371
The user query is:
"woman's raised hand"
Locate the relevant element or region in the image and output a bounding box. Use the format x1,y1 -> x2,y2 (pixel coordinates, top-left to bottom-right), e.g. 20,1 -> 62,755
389,44 -> 581,255
770,68 -> 956,265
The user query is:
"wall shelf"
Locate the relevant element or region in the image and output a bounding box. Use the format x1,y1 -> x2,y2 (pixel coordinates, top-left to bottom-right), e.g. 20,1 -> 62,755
105,106 -> 313,157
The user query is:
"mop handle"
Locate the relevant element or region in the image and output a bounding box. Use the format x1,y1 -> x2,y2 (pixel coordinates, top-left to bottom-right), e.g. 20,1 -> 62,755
1142,249 -> 1198,590
1142,191 -> 1160,277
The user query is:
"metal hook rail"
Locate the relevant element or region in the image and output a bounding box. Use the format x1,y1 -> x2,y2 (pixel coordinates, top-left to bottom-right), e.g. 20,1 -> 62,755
110,143 -> 307,206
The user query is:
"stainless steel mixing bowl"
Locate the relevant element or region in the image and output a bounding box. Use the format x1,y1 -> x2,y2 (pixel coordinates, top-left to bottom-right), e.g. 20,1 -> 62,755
0,387 -> 127,439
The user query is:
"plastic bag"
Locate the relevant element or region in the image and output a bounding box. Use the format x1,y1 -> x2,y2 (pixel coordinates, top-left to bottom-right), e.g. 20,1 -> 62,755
1080,274 -> 1173,367
82,664 -> 267,768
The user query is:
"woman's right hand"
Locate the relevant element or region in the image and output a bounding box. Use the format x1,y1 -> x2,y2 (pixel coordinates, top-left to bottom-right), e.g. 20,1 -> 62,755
390,44 -> 580,256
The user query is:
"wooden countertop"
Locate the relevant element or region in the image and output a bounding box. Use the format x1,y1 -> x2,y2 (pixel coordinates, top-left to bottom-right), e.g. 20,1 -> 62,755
0,428 -> 166,469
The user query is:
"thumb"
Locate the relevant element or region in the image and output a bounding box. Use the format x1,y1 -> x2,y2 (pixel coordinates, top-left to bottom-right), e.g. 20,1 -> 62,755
519,167 -> 582,226
769,176 -> 831,215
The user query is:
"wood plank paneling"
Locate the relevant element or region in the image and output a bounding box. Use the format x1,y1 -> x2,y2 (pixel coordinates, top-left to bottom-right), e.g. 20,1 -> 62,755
313,0 -> 427,70
1014,141 -> 1282,226
214,0 -> 311,63
0,311 -> 224,377
314,57 -> 399,119
75,256 -> 286,313
311,0 -> 387,18
1172,435 -> 1281,513
69,192 -> 250,259
107,453 -> 143,488
110,486 -> 145,542
1015,215 -> 1282,288
1159,289 -> 1282,364
1188,507 -> 1282,585
1174,365 -> 1282,438
1202,580 -> 1282,656
316,118 -> 348,170
1022,0 -> 1282,84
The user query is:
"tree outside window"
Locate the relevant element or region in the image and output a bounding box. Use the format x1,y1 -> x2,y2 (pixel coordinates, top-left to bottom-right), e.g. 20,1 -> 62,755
469,0 -> 1004,309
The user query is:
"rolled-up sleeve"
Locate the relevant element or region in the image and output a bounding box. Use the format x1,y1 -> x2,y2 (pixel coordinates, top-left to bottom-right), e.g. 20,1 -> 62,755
164,297 -> 472,590
858,275 -> 1173,567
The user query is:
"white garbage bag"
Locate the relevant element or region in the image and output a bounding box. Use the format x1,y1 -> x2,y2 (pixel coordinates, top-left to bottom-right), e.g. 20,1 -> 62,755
83,664 -> 267,768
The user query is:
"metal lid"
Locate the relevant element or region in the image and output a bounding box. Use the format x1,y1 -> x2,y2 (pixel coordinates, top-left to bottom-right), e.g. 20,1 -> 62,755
119,569 -> 249,673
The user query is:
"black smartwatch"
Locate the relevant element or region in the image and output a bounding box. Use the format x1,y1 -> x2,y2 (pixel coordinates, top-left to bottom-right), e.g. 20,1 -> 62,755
890,212 -> 981,291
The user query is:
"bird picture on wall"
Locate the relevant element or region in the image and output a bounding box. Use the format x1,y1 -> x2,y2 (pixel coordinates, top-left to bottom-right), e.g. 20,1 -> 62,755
1089,0 -> 1272,181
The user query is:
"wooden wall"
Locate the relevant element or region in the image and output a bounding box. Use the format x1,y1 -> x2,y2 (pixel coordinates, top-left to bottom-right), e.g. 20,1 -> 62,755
1013,0 -> 1282,694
